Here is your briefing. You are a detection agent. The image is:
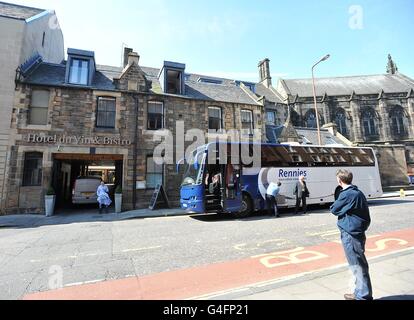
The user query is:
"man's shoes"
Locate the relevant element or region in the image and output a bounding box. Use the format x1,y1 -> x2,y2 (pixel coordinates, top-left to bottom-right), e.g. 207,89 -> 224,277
344,294 -> 356,301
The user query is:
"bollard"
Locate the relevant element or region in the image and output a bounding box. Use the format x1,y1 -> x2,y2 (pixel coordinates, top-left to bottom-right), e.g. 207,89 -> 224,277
400,189 -> 406,198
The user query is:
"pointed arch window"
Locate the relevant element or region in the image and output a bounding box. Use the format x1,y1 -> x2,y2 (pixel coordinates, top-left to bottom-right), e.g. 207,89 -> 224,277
304,110 -> 317,128
390,107 -> 407,136
362,109 -> 378,136
335,109 -> 348,135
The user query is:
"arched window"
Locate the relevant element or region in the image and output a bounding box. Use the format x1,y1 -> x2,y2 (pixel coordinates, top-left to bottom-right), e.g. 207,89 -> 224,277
335,109 -> 348,136
362,109 -> 378,136
304,110 -> 317,128
390,107 -> 407,136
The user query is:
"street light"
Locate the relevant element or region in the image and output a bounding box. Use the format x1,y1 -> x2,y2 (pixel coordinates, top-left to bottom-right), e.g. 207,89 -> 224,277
312,54 -> 330,146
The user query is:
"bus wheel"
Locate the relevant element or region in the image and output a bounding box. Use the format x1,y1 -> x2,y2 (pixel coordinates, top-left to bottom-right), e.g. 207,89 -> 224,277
232,193 -> 253,219
334,186 -> 343,201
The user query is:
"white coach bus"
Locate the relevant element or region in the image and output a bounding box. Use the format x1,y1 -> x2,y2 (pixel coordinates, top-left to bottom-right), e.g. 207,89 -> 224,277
180,143 -> 383,218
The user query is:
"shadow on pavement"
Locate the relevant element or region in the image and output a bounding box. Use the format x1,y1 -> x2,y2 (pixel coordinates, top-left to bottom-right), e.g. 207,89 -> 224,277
190,207 -> 328,222
368,199 -> 414,207
377,295 -> 414,300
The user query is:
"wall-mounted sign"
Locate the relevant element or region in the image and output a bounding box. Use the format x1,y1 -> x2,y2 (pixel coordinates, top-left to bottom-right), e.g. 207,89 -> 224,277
27,133 -> 131,146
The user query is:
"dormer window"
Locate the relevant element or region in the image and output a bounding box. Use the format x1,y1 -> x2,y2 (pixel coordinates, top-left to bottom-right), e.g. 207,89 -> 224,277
69,58 -> 89,85
166,70 -> 182,94
66,49 -> 95,86
159,61 -> 185,95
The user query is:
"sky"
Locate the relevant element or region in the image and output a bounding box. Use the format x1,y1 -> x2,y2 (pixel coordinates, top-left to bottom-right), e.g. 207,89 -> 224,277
8,0 -> 414,82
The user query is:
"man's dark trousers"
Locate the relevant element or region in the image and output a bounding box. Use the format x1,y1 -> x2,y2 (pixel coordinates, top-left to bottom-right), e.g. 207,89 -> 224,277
341,230 -> 373,300
266,195 -> 278,216
295,194 -> 307,214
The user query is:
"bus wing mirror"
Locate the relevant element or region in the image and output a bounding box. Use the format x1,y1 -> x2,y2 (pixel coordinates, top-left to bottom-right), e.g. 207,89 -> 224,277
194,162 -> 199,171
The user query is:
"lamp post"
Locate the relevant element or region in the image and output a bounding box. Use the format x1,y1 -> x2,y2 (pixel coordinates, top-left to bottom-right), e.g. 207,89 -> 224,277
312,54 -> 330,146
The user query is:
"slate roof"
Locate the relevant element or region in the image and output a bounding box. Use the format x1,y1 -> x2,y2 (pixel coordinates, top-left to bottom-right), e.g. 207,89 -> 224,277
23,62 -> 261,105
255,83 -> 284,103
295,128 -> 344,146
266,125 -> 344,146
0,2 -> 44,20
282,73 -> 414,97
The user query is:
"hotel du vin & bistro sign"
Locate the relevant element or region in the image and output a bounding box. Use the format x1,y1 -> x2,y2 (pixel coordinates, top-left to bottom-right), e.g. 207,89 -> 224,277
26,133 -> 131,146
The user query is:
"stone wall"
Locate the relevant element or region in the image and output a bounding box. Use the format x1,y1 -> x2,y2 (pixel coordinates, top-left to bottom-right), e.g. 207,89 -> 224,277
0,17 -> 24,214
0,13 -> 64,214
367,145 -> 409,187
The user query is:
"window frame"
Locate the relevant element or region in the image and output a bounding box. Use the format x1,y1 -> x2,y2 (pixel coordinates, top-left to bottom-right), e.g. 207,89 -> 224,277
208,106 -> 223,131
147,101 -> 165,131
96,97 -> 116,129
241,109 -> 254,135
362,110 -> 378,136
335,111 -> 348,136
266,110 -> 277,126
146,155 -> 164,189
165,69 -> 183,95
390,108 -> 406,136
22,152 -> 43,187
28,89 -> 50,126
68,58 -> 90,85
305,110 -> 317,129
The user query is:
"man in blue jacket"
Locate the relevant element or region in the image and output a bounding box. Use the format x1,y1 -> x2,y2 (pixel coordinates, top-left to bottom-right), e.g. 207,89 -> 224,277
330,169 -> 373,301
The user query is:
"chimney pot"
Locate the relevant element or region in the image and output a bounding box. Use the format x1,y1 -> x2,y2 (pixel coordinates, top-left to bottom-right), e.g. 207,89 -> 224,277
128,52 -> 140,66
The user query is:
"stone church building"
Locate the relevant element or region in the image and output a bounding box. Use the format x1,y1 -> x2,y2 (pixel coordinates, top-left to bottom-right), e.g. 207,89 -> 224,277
266,55 -> 414,187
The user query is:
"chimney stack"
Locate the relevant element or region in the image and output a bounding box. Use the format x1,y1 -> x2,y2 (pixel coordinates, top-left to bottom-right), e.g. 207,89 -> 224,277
258,58 -> 272,88
127,52 -> 140,66
123,47 -> 133,67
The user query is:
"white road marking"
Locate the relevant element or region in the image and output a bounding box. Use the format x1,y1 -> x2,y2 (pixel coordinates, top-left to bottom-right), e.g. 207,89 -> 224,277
307,230 -> 340,237
121,246 -> 162,253
65,279 -> 105,288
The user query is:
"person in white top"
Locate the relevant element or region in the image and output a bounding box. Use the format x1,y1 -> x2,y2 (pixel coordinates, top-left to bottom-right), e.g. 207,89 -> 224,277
97,180 -> 112,214
266,182 -> 282,217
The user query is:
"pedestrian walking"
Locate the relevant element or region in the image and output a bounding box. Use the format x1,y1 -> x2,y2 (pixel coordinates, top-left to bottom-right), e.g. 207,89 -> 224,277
330,169 -> 373,301
293,175 -> 309,215
266,182 -> 282,217
97,180 -> 112,214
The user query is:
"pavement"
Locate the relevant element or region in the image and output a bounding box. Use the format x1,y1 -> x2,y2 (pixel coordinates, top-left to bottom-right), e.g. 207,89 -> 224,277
204,249 -> 414,301
0,191 -> 413,228
0,208 -> 187,229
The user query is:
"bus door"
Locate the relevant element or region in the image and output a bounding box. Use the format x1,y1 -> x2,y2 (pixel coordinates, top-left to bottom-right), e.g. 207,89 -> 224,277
224,164 -> 242,213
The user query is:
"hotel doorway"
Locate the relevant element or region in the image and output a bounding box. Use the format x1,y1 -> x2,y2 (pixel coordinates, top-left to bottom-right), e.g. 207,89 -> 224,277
51,154 -> 123,212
